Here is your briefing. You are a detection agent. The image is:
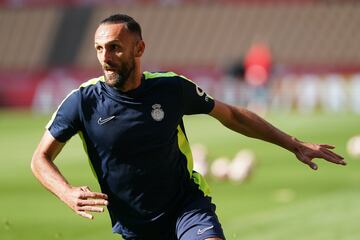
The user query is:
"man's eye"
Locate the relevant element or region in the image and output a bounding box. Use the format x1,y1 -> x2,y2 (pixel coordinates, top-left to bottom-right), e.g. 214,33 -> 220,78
96,46 -> 103,51
110,45 -> 120,51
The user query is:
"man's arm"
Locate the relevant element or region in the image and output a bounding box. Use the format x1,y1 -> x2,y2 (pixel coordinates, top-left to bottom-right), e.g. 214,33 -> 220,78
31,130 -> 108,219
209,100 -> 346,170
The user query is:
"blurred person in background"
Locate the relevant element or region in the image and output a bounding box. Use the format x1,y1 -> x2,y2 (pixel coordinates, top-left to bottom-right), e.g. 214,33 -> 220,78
320,74 -> 346,113
296,74 -> 320,114
226,42 -> 272,114
349,74 -> 360,114
244,42 -> 272,114
244,42 -> 272,87
31,14 -> 346,240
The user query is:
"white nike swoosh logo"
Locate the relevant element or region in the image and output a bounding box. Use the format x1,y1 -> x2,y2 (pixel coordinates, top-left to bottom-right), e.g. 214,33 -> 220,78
97,116 -> 115,125
197,225 -> 214,235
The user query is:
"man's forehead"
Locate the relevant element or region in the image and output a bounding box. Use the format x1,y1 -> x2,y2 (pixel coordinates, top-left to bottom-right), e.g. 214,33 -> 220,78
95,23 -> 127,42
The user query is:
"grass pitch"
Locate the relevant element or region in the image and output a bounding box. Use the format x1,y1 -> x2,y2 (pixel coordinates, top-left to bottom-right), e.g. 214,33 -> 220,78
0,110 -> 359,240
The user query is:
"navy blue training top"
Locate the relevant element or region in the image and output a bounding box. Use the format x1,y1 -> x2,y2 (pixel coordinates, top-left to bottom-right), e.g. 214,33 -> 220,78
46,71 -> 215,235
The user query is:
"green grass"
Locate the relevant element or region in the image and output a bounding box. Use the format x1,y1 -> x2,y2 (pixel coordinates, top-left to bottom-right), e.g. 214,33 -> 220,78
0,110 -> 359,240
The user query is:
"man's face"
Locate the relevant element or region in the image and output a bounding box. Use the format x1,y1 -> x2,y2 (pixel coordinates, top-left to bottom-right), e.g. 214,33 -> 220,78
94,23 -> 139,89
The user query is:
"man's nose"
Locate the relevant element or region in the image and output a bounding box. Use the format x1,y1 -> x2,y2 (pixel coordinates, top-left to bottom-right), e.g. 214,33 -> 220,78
103,49 -> 113,63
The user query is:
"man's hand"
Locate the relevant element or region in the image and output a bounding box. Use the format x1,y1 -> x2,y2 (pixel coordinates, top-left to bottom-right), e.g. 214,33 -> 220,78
293,140 -> 346,170
60,186 -> 109,220
31,132 -> 109,220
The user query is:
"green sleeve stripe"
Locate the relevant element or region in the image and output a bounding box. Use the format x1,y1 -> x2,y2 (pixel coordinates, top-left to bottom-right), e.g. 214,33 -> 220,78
177,125 -> 211,196
177,125 -> 193,173
45,76 -> 104,130
192,172 -> 211,196
78,131 -> 98,180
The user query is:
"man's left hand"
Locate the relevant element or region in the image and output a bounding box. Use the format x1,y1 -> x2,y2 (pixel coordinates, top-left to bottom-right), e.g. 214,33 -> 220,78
293,141 -> 346,170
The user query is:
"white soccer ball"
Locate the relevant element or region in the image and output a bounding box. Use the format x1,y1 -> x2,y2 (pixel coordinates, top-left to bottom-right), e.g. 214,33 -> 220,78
347,135 -> 360,158
192,144 -> 208,176
228,149 -> 255,182
210,157 -> 230,180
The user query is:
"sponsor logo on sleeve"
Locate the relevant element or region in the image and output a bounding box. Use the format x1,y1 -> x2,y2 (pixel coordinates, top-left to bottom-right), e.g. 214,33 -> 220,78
196,85 -> 209,102
196,85 -> 205,96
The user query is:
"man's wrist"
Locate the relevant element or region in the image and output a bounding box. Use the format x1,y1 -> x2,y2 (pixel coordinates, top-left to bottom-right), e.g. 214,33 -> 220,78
287,136 -> 302,153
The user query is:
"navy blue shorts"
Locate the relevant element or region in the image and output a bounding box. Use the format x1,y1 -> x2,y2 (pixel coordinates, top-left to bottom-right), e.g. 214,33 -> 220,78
119,196 -> 225,240
176,196 -> 225,240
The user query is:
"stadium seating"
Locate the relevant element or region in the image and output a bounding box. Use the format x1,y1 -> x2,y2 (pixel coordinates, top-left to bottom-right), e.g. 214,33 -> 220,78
0,7 -> 61,71
75,3 -> 360,68
1,2 -> 360,70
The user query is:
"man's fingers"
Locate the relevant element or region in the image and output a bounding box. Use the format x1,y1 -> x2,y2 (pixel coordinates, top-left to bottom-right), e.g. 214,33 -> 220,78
80,191 -> 108,200
78,206 -> 104,212
80,186 -> 92,192
304,160 -> 318,170
78,199 -> 108,206
319,144 -> 335,149
319,149 -> 346,165
77,211 -> 94,220
318,144 -> 347,164
309,162 -> 318,170
305,158 -> 318,170
321,148 -> 345,161
297,152 -> 318,170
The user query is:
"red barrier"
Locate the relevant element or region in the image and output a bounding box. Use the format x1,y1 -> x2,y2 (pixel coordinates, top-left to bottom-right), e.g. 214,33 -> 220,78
0,69 -> 100,108
0,71 -> 43,107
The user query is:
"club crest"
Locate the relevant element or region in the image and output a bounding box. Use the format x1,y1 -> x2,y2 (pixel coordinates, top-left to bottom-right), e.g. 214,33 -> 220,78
151,104 -> 165,121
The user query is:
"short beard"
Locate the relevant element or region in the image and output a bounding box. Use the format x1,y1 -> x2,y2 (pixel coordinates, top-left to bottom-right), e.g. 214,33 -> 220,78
104,60 -> 135,90
105,71 -> 127,90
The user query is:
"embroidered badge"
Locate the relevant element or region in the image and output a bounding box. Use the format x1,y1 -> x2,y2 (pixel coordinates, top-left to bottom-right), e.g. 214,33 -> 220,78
151,104 -> 165,121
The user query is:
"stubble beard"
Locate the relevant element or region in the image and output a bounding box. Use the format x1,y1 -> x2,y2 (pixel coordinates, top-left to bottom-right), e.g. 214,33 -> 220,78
104,60 -> 135,90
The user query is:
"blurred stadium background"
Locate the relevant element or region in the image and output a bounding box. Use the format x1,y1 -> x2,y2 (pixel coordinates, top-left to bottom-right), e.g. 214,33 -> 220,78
1,0 -> 360,239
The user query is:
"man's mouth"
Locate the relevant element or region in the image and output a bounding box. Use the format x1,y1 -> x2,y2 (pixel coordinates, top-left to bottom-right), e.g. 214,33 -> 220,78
103,63 -> 117,73
104,68 -> 116,73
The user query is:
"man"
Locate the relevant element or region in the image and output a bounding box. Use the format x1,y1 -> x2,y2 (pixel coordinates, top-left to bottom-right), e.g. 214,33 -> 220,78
31,14 -> 346,240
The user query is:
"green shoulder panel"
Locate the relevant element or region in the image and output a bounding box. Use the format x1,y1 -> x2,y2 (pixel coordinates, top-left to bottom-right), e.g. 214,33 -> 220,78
143,71 -> 193,82
143,71 -> 214,100
143,71 -> 179,80
80,76 -> 105,88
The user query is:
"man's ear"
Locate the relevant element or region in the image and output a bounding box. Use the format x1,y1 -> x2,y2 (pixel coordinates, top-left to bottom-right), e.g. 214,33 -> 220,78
135,40 -> 145,57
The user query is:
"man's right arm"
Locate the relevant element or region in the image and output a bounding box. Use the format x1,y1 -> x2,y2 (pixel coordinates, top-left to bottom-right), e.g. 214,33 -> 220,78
31,130 -> 108,219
